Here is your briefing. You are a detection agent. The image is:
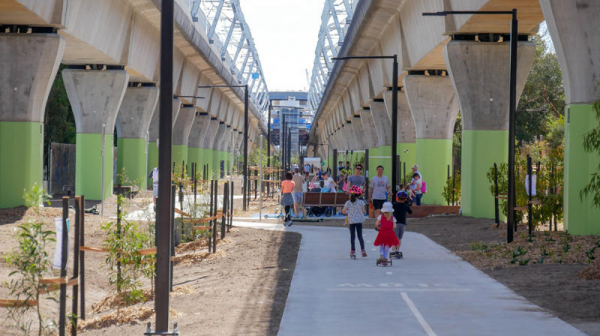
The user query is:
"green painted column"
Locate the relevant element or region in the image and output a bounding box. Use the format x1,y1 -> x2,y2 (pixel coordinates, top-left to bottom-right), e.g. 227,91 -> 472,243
367,147 -> 379,179
0,122 -> 44,208
205,149 -> 214,179
116,138 -> 147,189
188,147 -> 202,177
564,104 -> 600,235
416,139 -> 453,205
147,141 -> 158,187
398,142 -> 416,181
378,145 -> 392,180
0,33 -> 65,208
172,145 -> 188,174
461,131 -> 508,218
76,133 -> 114,200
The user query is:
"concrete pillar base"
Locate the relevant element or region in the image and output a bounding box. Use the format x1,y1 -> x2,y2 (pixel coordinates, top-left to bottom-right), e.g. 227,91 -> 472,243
117,138 -> 148,189
416,139 -> 452,205
564,104 -> 600,235
188,147 -> 202,173
0,122 -> 43,208
461,130 -> 508,218
76,133 -> 114,200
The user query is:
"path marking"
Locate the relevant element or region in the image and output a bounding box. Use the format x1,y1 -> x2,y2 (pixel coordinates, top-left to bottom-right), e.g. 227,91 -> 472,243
329,288 -> 471,292
401,292 -> 437,336
386,272 -> 393,275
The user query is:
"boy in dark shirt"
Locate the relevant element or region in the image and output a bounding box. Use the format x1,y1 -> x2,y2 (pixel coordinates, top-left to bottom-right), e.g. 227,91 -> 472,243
390,191 -> 412,259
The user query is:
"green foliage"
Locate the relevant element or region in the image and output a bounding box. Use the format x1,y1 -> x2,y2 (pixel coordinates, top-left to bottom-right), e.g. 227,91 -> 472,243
453,113 -> 462,164
470,242 -> 488,252
43,65 -> 76,165
487,139 -> 564,225
23,183 -> 51,214
116,167 -> 142,194
580,101 -> 600,208
442,170 -> 461,205
101,195 -> 153,306
516,34 -> 565,143
3,222 -> 57,336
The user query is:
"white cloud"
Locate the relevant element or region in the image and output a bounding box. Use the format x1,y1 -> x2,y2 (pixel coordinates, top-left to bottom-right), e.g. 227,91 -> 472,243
240,0 -> 323,92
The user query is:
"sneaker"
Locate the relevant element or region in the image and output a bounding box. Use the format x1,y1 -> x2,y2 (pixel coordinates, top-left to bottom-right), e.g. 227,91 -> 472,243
288,221 -> 293,227
350,250 -> 356,257
361,250 -> 368,257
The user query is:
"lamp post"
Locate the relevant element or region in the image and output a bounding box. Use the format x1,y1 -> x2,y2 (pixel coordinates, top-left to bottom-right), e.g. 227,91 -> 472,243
332,55 -> 398,196
198,84 -> 249,211
156,0 -> 174,332
423,9 -> 518,243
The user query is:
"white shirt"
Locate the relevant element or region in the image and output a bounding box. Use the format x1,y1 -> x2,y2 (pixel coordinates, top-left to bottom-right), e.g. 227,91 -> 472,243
150,168 -> 159,184
324,177 -> 335,190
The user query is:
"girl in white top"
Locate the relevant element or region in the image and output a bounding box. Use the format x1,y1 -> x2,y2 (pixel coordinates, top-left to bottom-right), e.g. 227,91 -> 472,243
342,186 -> 367,258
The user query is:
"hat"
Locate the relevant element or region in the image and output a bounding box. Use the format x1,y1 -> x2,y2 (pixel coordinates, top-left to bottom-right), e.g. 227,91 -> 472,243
381,202 -> 394,213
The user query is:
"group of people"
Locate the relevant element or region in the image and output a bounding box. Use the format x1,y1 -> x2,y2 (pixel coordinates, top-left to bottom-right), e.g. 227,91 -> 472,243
279,160 -> 426,264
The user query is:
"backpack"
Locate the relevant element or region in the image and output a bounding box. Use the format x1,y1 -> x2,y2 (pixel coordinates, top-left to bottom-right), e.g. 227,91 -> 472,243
421,181 -> 427,194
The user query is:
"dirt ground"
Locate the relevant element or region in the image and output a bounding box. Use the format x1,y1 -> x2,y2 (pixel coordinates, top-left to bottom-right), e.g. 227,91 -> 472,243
0,194 -> 301,336
407,215 -> 600,336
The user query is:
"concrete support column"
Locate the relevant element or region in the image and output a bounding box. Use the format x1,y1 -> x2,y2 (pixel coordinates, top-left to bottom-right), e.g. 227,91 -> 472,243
222,126 -> 233,176
116,85 -> 159,189
147,98 -> 181,185
343,122 -> 359,149
212,122 -> 227,178
369,99 -> 393,177
360,107 -> 380,174
188,112 -> 211,175
445,40 -> 535,218
172,105 -> 196,171
351,116 -> 367,149
63,68 -> 129,201
541,0 -> 600,234
384,90 -> 417,171
404,75 -> 459,205
0,33 -> 65,208
203,118 -> 220,178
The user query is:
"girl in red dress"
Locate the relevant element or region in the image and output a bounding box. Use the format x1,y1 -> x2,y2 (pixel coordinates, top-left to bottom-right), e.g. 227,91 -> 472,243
374,202 -> 400,265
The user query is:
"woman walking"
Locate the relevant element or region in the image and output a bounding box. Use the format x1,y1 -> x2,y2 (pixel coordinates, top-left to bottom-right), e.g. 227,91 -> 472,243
342,186 -> 367,259
280,172 -> 295,226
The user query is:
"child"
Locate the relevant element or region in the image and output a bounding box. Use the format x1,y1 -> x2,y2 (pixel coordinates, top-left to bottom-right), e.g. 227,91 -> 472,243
342,186 -> 367,259
390,191 -> 412,259
373,202 -> 400,266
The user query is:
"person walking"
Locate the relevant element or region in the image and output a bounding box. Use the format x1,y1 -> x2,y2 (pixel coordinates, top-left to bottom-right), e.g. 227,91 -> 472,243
410,172 -> 423,206
374,202 -> 399,266
347,164 -> 366,193
280,172 -> 295,226
148,167 -> 159,205
342,186 -> 367,259
368,165 -> 391,218
292,168 -> 305,218
390,191 -> 412,259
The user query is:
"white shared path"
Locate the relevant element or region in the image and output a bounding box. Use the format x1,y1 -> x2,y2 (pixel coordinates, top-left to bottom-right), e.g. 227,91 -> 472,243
233,221 -> 585,336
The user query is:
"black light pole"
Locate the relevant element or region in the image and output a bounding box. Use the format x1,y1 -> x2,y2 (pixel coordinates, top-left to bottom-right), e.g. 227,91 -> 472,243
423,9 -> 518,242
198,84 -> 250,211
332,55 -> 398,195
156,0 -> 173,331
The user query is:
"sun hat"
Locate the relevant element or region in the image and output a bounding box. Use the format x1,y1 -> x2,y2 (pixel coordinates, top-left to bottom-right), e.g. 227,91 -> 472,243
381,202 -> 394,213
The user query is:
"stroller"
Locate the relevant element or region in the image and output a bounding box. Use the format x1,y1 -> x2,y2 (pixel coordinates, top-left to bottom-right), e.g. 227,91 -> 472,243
306,186 -> 333,217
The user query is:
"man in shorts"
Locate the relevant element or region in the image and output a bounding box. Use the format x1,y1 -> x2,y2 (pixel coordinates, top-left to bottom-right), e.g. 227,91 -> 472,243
369,165 -> 391,219
292,168 -> 306,218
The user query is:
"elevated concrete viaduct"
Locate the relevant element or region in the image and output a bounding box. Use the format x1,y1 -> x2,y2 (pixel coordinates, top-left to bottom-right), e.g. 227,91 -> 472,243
308,0 -> 600,234
0,0 -> 269,206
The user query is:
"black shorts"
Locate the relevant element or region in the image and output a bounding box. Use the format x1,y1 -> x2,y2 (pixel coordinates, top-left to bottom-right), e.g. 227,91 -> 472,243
372,199 -> 386,210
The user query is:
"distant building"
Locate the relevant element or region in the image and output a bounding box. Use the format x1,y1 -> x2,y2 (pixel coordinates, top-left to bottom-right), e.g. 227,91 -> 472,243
269,91 -> 313,156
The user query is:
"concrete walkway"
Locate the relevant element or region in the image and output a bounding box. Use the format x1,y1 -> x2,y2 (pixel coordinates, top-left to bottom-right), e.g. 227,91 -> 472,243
233,221 -> 585,336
